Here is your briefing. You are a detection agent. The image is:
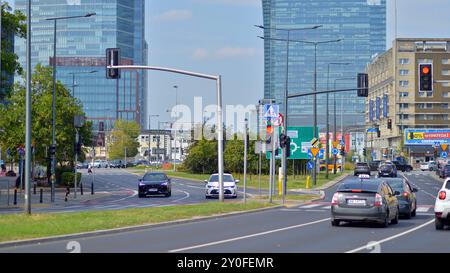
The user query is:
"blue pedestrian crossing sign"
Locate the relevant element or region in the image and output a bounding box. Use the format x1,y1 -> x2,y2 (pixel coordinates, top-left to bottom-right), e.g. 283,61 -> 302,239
263,104 -> 279,120
332,148 -> 339,155
307,161 -> 315,171
442,152 -> 448,159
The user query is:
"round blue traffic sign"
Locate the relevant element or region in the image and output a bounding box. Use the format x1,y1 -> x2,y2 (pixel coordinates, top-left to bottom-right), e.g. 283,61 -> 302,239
332,148 -> 339,155
442,152 -> 448,159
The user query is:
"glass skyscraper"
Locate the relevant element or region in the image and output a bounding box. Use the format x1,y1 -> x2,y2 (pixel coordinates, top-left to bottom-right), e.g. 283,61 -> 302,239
262,0 -> 386,129
14,0 -> 148,134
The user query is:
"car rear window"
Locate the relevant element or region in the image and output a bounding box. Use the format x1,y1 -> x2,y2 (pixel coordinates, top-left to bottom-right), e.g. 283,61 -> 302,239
357,163 -> 368,167
383,179 -> 404,192
338,180 -> 380,193
380,164 -> 393,170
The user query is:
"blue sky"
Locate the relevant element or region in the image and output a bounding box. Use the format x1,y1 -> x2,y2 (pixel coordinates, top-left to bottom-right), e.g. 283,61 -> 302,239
146,0 -> 450,127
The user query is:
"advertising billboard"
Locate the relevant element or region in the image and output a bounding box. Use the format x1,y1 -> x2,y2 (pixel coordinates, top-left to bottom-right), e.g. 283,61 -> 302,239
405,129 -> 450,146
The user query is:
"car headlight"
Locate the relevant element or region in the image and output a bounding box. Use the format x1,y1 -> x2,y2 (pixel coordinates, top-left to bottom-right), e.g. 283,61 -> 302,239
161,182 -> 169,186
139,183 -> 145,186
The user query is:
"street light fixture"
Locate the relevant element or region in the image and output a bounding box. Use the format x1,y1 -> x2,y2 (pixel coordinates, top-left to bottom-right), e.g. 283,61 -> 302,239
45,12 -> 96,202
69,70 -> 98,97
333,77 -> 356,174
256,24 -> 322,203
325,62 -> 352,178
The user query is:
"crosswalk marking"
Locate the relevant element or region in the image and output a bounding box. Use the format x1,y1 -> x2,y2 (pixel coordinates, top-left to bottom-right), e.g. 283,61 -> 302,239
416,207 -> 432,213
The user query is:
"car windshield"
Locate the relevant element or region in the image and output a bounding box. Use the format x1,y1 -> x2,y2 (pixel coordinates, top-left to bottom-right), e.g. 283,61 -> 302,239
383,179 -> 404,192
209,175 -> 234,182
356,163 -> 368,167
143,173 -> 167,181
380,164 -> 393,170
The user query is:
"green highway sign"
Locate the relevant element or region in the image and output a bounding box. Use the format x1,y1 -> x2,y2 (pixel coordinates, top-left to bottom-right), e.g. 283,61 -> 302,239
267,127 -> 316,160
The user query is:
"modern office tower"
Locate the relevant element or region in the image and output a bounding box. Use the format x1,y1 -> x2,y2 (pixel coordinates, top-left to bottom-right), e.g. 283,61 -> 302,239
262,0 -> 386,129
14,0 -> 148,138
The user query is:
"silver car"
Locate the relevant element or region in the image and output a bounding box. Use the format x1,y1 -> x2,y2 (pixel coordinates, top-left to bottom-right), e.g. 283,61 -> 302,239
205,173 -> 239,199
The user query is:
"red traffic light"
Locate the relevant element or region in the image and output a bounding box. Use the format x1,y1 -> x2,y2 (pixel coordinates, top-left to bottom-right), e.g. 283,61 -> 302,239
422,66 -> 430,75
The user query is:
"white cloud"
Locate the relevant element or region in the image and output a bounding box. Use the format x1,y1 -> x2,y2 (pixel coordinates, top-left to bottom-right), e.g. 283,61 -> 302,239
155,9 -> 193,22
192,47 -> 257,60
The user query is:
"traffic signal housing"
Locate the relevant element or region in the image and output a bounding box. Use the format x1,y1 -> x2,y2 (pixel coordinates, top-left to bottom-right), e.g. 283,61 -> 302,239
106,48 -> 121,79
419,64 -> 433,91
280,134 -> 288,148
357,73 -> 369,97
286,136 -> 291,157
387,119 -> 392,130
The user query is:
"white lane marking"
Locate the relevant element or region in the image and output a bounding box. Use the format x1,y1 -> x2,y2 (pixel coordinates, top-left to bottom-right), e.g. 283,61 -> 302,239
305,209 -> 328,213
416,207 -> 431,213
110,190 -> 138,203
172,190 -> 191,203
280,209 -> 301,212
168,218 -> 330,253
186,185 -> 204,189
322,206 -> 332,210
300,204 -> 323,209
346,219 -> 435,253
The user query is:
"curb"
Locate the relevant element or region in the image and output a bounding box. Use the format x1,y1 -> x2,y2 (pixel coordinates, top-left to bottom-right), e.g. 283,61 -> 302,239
0,204 -> 283,249
316,173 -> 350,190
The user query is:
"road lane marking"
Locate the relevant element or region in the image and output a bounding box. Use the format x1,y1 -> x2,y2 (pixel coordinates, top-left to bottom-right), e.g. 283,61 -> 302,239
172,190 -> 191,203
346,219 -> 435,253
416,206 -> 431,213
300,204 -> 323,209
168,218 -> 331,253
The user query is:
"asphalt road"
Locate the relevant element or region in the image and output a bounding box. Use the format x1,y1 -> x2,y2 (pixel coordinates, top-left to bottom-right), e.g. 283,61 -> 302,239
2,170 -> 448,253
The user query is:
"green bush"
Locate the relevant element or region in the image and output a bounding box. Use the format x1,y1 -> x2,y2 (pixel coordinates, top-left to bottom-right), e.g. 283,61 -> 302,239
56,166 -> 74,185
60,172 -> 82,187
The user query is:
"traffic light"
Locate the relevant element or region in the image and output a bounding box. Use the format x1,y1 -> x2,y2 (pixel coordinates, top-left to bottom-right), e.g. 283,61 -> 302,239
106,48 -> 121,79
419,64 -> 433,91
357,73 -> 369,97
266,120 -> 273,135
363,148 -> 367,157
286,137 -> 291,157
75,142 -> 82,155
377,128 -> 381,138
387,119 -> 392,130
280,134 -> 288,149
49,145 -> 56,156
340,146 -> 346,157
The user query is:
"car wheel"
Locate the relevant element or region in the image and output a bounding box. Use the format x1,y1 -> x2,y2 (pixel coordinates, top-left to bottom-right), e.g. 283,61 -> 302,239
380,212 -> 389,228
404,209 -> 412,219
411,202 -> 417,217
331,220 -> 340,227
138,193 -> 145,198
165,191 -> 171,197
436,218 -> 445,230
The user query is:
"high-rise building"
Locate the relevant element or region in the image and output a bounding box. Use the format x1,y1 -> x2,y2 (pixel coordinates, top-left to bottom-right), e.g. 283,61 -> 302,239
262,0 -> 386,130
0,8 -> 16,101
14,0 -> 147,135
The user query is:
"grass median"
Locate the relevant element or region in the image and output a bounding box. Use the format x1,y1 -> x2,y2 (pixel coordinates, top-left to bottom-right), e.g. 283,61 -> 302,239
0,201 -> 275,243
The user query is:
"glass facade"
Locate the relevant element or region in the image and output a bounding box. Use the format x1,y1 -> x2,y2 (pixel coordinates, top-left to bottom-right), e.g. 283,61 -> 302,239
0,14 -> 15,101
262,0 -> 386,129
14,0 -> 147,131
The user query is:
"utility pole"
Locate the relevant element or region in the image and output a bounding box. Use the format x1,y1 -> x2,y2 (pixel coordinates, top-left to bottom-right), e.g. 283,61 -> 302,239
243,118 -> 248,204
24,0 -> 32,214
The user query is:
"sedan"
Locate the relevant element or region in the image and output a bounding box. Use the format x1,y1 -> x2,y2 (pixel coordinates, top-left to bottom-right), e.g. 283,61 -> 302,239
438,165 -> 450,179
138,172 -> 172,198
378,163 -> 397,178
354,162 -> 371,176
331,178 -> 399,227
383,178 -> 418,219
205,173 -> 239,199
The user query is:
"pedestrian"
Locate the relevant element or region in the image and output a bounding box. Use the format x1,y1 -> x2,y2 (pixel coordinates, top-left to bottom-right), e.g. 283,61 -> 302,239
88,166 -> 93,174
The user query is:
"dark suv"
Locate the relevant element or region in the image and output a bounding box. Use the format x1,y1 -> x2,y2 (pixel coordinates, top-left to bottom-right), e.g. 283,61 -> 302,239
439,165 -> 450,179
378,163 -> 398,178
392,161 -> 413,172
354,162 -> 371,176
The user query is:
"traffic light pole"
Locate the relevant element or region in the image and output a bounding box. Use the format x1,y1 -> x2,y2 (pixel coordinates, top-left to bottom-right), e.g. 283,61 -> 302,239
74,128 -> 79,199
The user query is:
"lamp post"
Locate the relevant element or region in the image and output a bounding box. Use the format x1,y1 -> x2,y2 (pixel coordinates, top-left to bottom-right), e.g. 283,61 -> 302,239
148,114 -> 159,164
69,70 -> 98,97
326,62 -> 351,178
256,24 -> 322,201
173,85 -> 180,172
45,12 -> 96,202
333,77 -> 356,174
24,0 -> 32,214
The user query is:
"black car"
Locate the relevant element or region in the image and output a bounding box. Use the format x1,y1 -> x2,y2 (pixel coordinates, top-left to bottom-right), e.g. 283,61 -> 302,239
392,161 -> 413,172
354,162 -> 371,176
369,161 -> 381,172
439,165 -> 450,179
110,160 -> 126,168
138,172 -> 172,198
383,178 -> 418,219
331,178 -> 400,227
378,163 -> 397,177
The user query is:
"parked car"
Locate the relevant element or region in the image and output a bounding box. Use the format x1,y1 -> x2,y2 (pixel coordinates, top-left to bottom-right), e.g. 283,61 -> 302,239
435,178 -> 450,230
383,178 -> 418,219
109,160 -> 126,168
392,161 -> 413,172
354,162 -> 371,176
438,164 -> 450,179
205,173 -> 239,199
378,163 -> 398,178
138,172 -> 172,198
331,177 -> 400,227
420,161 -> 438,171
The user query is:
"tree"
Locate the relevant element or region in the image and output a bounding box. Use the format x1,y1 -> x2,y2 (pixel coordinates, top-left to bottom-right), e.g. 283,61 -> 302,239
0,64 -> 93,166
183,139 -> 218,174
0,3 -> 26,100
108,120 -> 140,160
